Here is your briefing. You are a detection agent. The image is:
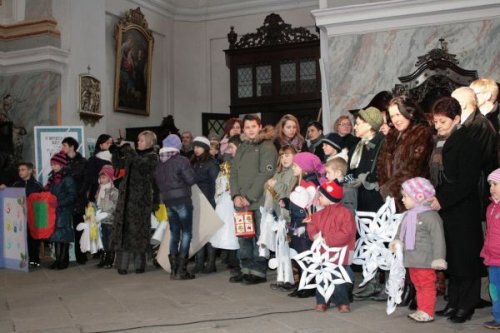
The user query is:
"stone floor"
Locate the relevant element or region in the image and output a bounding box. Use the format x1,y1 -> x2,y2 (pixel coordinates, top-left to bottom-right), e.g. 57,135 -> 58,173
0,259 -> 492,333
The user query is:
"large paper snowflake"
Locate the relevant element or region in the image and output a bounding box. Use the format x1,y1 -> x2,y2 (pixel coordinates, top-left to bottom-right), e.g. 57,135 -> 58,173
353,197 -> 402,287
268,216 -> 295,284
293,234 -> 352,302
386,242 -> 405,315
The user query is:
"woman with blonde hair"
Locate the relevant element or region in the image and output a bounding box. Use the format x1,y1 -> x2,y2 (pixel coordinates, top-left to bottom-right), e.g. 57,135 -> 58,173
274,114 -> 304,152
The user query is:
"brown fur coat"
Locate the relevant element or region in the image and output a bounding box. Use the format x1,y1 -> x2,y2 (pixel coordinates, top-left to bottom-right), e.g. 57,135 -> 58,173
376,123 -> 434,212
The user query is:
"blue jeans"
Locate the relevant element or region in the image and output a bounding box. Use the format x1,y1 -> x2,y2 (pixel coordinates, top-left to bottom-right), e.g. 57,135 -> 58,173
100,224 -> 112,251
489,266 -> 500,321
238,208 -> 267,278
167,202 -> 193,257
316,265 -> 354,306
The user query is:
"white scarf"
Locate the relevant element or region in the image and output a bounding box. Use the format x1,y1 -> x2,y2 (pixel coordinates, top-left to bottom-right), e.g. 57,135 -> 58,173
96,183 -> 112,207
349,133 -> 375,170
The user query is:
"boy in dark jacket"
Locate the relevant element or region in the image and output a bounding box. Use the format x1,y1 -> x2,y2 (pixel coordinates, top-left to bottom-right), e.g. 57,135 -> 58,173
154,134 -> 197,280
11,162 -> 43,268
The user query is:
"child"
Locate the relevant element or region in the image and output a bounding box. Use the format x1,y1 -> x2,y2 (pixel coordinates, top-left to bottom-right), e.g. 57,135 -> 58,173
481,168 -> 500,329
191,136 -> 220,274
95,165 -> 119,269
389,177 -> 446,322
210,135 -> 242,272
11,162 -> 43,268
321,133 -> 343,162
307,179 -> 356,313
154,134 -> 197,280
45,151 -> 76,270
287,152 -> 326,298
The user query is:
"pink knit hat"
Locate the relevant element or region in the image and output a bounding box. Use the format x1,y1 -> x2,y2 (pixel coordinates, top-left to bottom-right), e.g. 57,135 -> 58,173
99,165 -> 115,182
293,152 -> 325,175
401,177 -> 435,203
488,168 -> 500,183
50,151 -> 68,167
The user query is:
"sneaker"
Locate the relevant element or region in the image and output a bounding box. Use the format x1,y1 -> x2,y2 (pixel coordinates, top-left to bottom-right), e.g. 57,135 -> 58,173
29,261 -> 40,268
408,310 -> 434,323
484,320 -> 500,329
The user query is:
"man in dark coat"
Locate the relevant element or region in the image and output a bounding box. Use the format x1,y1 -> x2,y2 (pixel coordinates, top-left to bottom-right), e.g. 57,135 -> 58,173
62,137 -> 88,264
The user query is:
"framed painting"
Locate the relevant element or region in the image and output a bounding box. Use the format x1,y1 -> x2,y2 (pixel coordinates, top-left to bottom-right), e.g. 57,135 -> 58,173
113,7 -> 154,116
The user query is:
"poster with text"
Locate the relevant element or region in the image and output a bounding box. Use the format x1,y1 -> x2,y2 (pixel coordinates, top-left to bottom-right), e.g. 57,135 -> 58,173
34,126 -> 85,185
0,188 -> 28,272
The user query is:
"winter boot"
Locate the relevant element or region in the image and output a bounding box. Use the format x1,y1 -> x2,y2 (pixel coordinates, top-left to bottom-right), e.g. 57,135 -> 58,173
353,279 -> 380,300
168,254 -> 178,280
176,256 -> 195,280
203,243 -> 217,274
57,243 -> 69,269
191,246 -> 205,274
104,251 -> 115,269
402,281 -> 416,306
49,243 -> 61,269
97,251 -> 106,268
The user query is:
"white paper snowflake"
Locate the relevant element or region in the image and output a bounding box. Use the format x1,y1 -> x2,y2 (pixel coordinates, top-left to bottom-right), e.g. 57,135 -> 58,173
293,234 -> 352,302
386,242 -> 405,315
268,216 -> 295,284
353,197 -> 403,287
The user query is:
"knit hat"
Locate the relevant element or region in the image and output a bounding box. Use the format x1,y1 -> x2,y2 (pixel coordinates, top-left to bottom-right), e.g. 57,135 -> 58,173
488,168 -> 500,183
358,106 -> 384,131
99,165 -> 115,182
319,179 -> 343,203
401,177 -> 435,203
50,151 -> 68,167
321,133 -> 342,151
193,136 -> 210,151
162,134 -> 182,152
293,152 -> 325,175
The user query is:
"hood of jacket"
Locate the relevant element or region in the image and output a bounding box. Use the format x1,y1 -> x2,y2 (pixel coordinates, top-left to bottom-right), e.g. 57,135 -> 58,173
240,126 -> 275,144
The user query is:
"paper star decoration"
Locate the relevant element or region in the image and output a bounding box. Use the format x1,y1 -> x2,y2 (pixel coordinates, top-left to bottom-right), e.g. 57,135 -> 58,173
293,234 -> 352,302
352,197 -> 403,287
386,242 -> 405,315
268,216 -> 296,284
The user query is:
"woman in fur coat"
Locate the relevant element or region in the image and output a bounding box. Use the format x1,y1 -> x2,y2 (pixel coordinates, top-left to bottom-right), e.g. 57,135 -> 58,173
111,131 -> 159,275
377,96 -> 434,213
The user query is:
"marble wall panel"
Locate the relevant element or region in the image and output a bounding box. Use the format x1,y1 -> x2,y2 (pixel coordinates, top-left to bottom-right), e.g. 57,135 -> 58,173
326,17 -> 500,126
25,0 -> 52,20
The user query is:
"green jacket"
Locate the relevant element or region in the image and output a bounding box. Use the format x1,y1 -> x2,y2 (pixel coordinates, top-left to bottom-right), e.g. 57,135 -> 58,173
230,132 -> 278,210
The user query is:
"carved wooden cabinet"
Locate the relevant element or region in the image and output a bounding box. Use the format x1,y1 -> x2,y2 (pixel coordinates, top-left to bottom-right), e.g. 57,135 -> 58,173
224,14 -> 321,126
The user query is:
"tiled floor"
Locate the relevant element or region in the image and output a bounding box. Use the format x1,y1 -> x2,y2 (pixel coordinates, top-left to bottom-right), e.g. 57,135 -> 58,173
0,260 -> 492,333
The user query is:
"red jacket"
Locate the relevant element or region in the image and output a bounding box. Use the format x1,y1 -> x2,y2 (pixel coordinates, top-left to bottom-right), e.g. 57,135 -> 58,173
481,199 -> 500,266
307,203 -> 356,265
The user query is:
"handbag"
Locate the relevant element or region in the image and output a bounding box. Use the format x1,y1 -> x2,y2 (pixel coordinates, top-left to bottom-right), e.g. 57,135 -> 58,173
234,209 -> 255,238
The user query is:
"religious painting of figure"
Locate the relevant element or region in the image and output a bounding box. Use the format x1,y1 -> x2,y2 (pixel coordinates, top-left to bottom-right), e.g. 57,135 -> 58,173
79,74 -> 101,114
113,7 -> 154,116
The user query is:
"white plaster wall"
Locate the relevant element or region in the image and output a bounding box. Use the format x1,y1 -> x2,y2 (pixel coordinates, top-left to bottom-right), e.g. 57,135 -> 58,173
173,6 -> 318,135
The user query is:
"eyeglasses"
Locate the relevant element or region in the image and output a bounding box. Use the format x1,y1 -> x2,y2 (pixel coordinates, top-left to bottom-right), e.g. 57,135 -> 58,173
339,123 -> 352,127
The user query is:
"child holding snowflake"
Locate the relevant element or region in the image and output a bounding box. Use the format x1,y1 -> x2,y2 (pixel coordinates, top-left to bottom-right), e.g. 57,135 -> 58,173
481,168 -> 500,329
306,178 -> 356,313
389,177 -> 446,323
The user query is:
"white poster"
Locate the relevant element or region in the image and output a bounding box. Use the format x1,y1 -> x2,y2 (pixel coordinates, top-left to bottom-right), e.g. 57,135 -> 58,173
34,126 -> 85,185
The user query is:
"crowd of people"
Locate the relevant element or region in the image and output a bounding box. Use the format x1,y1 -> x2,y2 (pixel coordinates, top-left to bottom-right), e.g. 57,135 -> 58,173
1,78 -> 500,328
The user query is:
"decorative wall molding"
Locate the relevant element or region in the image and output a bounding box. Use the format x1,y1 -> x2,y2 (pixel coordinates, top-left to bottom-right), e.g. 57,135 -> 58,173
0,18 -> 59,40
312,0 -> 500,36
130,0 -> 318,22
0,46 -> 69,75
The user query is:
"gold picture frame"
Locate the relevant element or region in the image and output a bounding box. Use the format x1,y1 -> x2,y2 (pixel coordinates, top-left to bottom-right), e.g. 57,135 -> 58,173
113,7 -> 154,116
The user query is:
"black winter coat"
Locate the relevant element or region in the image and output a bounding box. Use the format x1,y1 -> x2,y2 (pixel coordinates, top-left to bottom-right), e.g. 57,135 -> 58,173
433,127 -> 484,277
47,171 -> 76,243
67,152 -> 87,215
111,146 -> 159,254
154,154 -> 196,206
11,177 -> 43,196
81,154 -> 111,202
192,157 -> 219,208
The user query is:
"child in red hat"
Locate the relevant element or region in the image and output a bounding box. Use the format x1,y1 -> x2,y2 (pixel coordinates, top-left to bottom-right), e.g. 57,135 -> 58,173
306,179 -> 356,313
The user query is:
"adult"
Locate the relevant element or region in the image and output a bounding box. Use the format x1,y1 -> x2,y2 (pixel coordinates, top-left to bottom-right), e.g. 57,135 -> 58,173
112,130 -> 159,275
304,121 -> 325,161
219,118 -> 242,155
180,131 -> 194,159
332,115 -> 359,154
230,114 -> 278,285
470,78 -> 499,131
428,97 -> 483,323
377,96 -> 434,213
273,114 -> 304,152
61,137 -> 88,265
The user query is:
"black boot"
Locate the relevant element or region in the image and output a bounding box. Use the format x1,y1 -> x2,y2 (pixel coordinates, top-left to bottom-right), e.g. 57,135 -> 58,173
57,243 -> 69,269
176,256 -> 195,280
191,247 -> 205,274
168,254 -> 178,280
49,243 -> 61,269
97,251 -> 106,268
402,281 -> 416,306
104,251 -> 115,269
203,243 -> 216,274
